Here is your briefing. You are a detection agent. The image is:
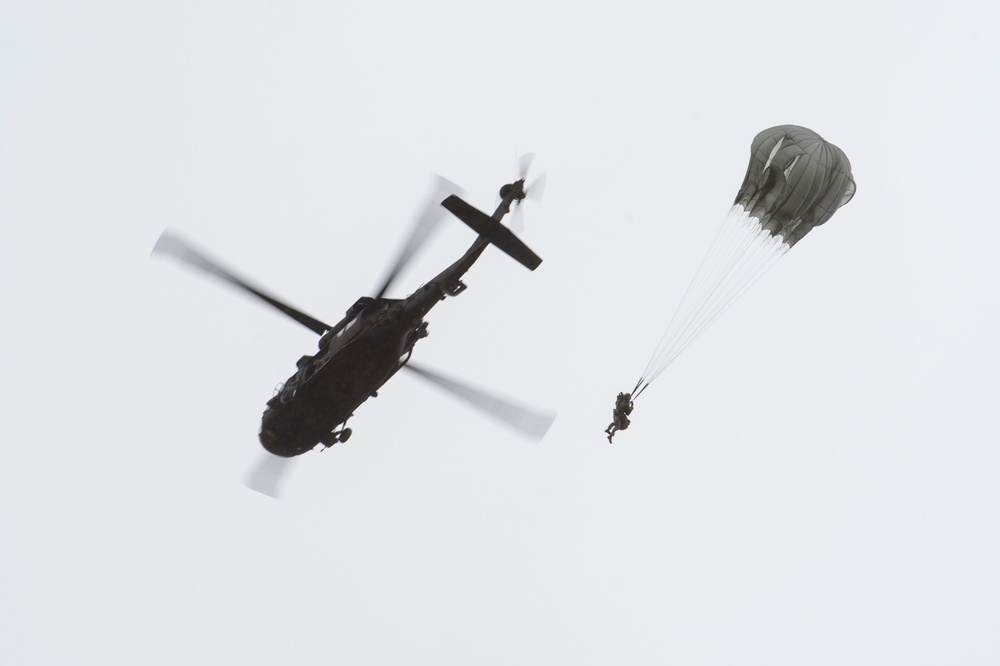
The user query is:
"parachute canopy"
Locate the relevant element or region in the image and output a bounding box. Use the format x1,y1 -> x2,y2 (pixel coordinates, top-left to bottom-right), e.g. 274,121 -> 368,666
629,125 -> 856,404
735,125 -> 856,247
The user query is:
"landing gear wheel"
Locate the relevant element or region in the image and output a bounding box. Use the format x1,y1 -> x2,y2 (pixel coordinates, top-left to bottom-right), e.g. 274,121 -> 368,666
338,428 -> 352,443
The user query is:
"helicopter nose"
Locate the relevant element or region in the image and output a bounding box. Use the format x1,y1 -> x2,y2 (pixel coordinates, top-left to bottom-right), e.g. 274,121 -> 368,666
259,426 -> 280,452
259,424 -> 305,458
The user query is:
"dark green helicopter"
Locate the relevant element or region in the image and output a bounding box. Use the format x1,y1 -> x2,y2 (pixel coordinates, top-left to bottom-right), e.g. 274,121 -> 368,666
154,160 -> 553,493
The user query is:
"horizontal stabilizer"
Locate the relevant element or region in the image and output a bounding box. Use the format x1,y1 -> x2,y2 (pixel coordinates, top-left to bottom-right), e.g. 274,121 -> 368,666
441,195 -> 542,270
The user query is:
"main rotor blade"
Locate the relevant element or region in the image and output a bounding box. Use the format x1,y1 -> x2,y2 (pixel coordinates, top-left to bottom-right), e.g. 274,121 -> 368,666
374,175 -> 462,300
152,232 -> 332,335
243,452 -> 297,499
403,362 -> 556,440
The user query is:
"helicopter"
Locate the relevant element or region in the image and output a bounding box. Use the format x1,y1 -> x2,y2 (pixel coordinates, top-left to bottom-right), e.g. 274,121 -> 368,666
153,160 -> 553,466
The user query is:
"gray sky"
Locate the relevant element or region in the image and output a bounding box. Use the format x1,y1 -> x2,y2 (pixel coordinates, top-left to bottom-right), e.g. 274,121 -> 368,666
3,1 -> 999,664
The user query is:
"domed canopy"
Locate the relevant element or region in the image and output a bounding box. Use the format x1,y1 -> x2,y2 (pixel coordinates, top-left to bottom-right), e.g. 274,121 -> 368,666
734,125 -> 855,246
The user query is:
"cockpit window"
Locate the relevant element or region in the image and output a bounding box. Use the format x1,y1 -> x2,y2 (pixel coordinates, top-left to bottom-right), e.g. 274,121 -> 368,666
340,317 -> 358,336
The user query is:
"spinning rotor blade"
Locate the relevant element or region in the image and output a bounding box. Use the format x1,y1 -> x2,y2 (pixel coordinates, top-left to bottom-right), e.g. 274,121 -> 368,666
374,175 -> 462,300
243,453 -> 297,500
509,206 -> 526,235
510,154 -> 546,234
518,153 -> 535,180
403,362 -> 556,440
526,171 -> 546,202
517,153 -> 547,200
152,232 -> 332,335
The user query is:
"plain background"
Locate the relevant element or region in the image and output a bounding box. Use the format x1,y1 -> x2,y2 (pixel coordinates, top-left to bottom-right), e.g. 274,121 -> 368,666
3,1 -> 999,664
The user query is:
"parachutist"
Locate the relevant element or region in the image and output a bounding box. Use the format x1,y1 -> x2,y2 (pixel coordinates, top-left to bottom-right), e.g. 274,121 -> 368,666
605,392 -> 634,443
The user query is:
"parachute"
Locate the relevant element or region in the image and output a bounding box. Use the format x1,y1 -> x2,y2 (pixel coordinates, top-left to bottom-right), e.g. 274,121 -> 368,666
609,125 -> 856,439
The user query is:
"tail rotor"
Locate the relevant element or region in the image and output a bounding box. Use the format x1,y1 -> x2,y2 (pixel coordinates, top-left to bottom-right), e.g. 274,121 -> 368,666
510,152 -> 547,234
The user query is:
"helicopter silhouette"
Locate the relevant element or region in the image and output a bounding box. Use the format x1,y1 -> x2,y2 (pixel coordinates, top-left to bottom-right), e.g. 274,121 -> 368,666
153,159 -> 553,469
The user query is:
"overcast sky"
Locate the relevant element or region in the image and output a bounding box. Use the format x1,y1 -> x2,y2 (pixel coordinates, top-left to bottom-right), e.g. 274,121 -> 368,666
3,1 -> 1000,664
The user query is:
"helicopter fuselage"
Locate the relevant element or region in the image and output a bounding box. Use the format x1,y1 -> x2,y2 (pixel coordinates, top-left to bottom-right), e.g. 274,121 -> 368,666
258,234 -> 495,457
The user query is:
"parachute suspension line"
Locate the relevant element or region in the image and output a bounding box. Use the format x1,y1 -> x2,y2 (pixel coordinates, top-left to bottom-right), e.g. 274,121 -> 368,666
633,380 -> 650,401
631,210 -> 743,403
666,223 -> 783,364
645,211 -> 787,379
640,205 -> 753,380
645,214 -> 785,379
636,206 -> 745,386
639,205 -> 790,386
654,227 -> 788,373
